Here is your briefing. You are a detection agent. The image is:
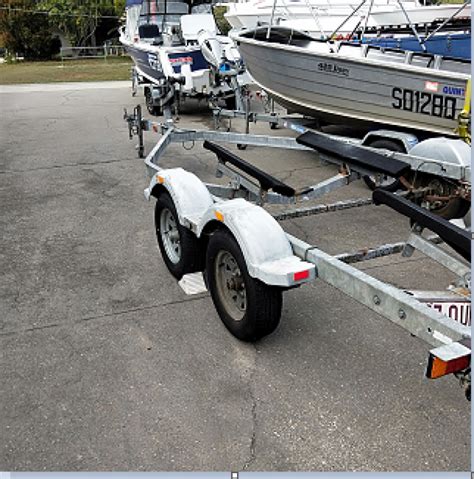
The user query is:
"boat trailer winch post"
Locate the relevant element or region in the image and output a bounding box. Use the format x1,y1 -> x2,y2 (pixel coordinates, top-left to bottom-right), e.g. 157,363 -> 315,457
124,109 -> 471,399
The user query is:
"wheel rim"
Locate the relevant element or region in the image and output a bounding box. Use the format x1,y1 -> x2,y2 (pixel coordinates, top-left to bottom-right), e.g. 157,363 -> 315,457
215,250 -> 246,322
159,208 -> 181,264
370,173 -> 396,188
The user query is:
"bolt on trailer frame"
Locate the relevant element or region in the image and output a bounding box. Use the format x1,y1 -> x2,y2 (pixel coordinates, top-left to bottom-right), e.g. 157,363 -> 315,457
124,105 -> 471,399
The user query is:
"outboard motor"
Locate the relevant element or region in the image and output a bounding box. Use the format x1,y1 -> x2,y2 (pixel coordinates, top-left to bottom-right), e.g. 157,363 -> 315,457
198,29 -> 243,77
198,30 -> 225,69
180,13 -> 243,74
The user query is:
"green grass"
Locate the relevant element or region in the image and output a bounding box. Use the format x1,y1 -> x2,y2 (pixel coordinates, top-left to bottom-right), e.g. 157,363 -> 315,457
0,57 -> 133,84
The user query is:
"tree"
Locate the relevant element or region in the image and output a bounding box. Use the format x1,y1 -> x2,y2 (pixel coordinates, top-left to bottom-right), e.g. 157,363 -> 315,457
114,0 -> 126,17
0,1 -> 60,60
39,0 -> 119,47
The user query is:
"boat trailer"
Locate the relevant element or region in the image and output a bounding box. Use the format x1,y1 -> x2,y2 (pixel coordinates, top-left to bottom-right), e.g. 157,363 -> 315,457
124,106 -> 471,400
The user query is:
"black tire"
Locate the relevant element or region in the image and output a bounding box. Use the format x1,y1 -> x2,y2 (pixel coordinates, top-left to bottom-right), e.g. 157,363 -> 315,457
206,229 -> 282,341
145,88 -> 162,116
426,197 -> 471,220
154,192 -> 202,279
363,139 -> 405,192
237,143 -> 247,151
409,175 -> 471,220
224,96 -> 236,110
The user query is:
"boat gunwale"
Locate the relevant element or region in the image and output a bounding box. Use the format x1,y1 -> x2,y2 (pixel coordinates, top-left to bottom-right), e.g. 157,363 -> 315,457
234,29 -> 471,81
120,37 -> 204,55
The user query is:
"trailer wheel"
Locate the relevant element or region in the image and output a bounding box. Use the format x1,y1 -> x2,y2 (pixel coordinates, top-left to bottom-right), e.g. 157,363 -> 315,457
206,229 -> 282,341
363,139 -> 404,192
410,176 -> 471,220
145,88 -> 162,116
431,197 -> 471,220
224,96 -> 237,111
154,192 -> 202,279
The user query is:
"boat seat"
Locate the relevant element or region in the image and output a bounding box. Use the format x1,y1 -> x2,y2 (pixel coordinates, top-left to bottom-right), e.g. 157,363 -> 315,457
203,141 -> 296,197
373,190 -> 470,261
139,24 -> 160,39
296,131 -> 411,178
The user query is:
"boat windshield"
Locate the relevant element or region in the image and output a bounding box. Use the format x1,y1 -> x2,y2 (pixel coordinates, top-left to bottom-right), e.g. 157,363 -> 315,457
140,0 -> 189,18
138,0 -> 189,36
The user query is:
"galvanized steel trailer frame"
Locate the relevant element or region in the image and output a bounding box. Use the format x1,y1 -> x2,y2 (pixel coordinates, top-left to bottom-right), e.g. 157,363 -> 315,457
125,106 -> 471,398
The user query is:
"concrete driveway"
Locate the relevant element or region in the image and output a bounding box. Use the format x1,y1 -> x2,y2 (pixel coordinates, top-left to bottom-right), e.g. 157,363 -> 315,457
0,82 -> 469,471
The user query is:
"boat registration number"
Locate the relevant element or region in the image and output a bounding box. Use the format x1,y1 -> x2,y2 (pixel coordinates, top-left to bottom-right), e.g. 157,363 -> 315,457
391,87 -> 457,120
147,53 -> 162,72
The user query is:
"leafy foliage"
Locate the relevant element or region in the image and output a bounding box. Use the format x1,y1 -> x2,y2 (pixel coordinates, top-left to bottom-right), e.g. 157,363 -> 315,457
38,0 -> 119,47
114,0 -> 126,16
212,5 -> 231,36
0,1 -> 60,60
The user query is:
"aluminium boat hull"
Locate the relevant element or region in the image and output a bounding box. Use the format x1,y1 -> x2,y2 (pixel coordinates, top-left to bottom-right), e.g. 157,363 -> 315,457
235,28 -> 470,136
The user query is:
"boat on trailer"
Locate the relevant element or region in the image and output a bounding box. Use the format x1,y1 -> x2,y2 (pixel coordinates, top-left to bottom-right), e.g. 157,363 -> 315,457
119,0 -> 248,114
233,26 -> 471,137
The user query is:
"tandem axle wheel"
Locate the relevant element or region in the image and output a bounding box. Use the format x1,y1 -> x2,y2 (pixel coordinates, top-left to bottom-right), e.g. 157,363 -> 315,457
153,193 -> 283,341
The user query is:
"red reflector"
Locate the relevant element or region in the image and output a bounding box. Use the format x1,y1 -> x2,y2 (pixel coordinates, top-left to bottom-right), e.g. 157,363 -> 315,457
427,354 -> 470,379
293,270 -> 310,282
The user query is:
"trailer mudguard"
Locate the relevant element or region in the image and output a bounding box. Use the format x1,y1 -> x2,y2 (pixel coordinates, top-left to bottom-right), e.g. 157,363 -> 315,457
144,168 -> 214,230
361,129 -> 418,152
196,198 -> 316,287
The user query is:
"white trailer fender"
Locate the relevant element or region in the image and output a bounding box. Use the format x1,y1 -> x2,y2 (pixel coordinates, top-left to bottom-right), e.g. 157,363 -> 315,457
144,168 -> 214,231
197,199 -> 316,287
361,129 -> 419,153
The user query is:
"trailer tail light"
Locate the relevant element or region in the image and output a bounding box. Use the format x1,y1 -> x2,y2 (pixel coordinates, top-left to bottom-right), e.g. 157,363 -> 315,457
293,270 -> 310,282
426,341 -> 470,379
427,355 -> 470,379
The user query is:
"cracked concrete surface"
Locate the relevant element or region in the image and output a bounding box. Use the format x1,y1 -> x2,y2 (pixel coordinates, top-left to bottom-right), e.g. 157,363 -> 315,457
240,345 -> 258,472
0,83 -> 470,471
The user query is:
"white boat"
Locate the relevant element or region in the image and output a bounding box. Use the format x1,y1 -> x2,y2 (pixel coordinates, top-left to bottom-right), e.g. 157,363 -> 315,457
371,3 -> 471,27
224,0 -> 470,38
119,0 -> 248,114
